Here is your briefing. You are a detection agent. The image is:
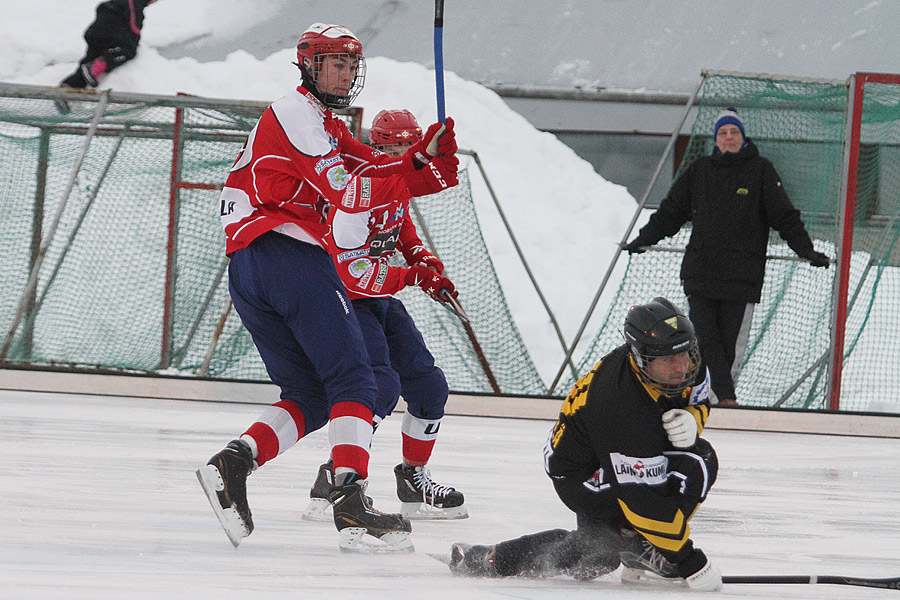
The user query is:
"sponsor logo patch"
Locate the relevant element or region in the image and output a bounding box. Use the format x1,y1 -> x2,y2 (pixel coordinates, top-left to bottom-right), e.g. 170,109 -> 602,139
360,178 -> 371,209
336,249 -> 369,263
341,179 -> 356,208
609,452 -> 668,486
368,229 -> 400,258
372,264 -> 387,293
583,468 -> 609,492
315,155 -> 341,175
348,258 -> 371,278
328,165 -> 350,191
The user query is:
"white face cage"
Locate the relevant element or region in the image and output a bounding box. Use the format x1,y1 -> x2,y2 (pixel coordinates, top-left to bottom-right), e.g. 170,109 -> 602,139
632,343 -> 702,396
310,53 -> 366,109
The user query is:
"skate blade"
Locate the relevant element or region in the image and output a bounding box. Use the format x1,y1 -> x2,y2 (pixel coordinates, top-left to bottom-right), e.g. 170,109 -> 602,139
621,567 -> 687,587
338,527 -> 414,554
301,498 -> 333,522
196,465 -> 249,548
400,502 -> 468,520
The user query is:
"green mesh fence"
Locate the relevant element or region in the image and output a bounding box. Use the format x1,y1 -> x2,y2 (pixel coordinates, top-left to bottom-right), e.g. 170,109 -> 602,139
836,80 -> 900,412
0,85 -> 543,395
558,73 -> 900,412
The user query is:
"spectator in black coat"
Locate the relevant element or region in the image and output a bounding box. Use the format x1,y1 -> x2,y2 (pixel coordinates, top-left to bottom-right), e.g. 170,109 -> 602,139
60,0 -> 157,89
624,108 -> 830,406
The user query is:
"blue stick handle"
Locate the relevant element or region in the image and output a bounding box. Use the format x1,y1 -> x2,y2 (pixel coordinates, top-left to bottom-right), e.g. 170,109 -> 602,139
434,0 -> 445,123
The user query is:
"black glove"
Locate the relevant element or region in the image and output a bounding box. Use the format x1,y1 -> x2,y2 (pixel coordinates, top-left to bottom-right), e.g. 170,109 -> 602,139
623,238 -> 648,254
805,250 -> 830,268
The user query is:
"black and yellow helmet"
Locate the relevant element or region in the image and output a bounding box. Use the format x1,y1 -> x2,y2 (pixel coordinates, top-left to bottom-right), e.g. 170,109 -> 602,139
623,297 -> 700,395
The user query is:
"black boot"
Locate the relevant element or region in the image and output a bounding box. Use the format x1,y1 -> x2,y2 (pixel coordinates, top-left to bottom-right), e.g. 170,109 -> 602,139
330,472 -> 413,553
394,463 -> 467,519
196,439 -> 254,547
449,543 -> 498,577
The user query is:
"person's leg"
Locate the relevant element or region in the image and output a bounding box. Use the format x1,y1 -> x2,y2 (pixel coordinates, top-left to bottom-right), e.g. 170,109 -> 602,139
301,298 -> 398,521
234,235 -> 377,477
381,299 -> 464,517
212,234 -> 409,547
687,295 -> 736,403
718,301 -> 755,391
352,298 -> 401,425
450,474 -> 621,578
385,299 -> 448,466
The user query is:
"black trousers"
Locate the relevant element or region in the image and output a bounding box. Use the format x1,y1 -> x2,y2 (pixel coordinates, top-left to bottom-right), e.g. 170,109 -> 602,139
492,440 -> 718,578
687,295 -> 754,401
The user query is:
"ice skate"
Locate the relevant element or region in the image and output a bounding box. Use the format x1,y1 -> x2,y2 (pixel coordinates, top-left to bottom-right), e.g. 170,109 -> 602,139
196,439 -> 255,547
330,473 -> 413,553
300,459 -> 335,522
618,529 -> 683,586
394,463 -> 468,520
448,543 -> 498,577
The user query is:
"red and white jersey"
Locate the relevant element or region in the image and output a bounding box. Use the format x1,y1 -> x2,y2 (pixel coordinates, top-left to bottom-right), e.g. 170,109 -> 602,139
332,198 -> 426,300
218,86 -> 414,255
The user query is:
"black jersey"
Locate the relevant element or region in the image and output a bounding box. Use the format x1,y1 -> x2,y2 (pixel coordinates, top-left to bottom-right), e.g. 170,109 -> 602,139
544,344 -> 711,552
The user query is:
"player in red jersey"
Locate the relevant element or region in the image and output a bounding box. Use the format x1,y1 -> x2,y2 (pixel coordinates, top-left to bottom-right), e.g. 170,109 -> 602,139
302,109 -> 466,523
197,23 -> 459,553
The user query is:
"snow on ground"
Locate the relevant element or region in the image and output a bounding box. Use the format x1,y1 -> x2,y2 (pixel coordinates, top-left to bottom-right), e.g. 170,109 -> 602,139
1,0 -> 640,387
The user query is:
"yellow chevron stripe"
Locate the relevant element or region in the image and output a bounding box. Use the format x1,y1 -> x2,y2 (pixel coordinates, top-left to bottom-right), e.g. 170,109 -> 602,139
640,527 -> 690,552
618,498 -> 685,535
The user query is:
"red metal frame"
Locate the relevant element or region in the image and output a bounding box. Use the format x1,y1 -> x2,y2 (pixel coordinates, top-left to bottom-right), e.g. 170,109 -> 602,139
829,72 -> 900,410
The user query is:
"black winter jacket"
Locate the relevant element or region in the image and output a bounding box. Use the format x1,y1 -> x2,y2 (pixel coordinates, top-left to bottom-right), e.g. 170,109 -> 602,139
634,140 -> 815,303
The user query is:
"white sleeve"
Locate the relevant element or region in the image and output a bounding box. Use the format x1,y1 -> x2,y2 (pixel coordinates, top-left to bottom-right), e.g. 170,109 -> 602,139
271,91 -> 332,156
331,209 -> 371,250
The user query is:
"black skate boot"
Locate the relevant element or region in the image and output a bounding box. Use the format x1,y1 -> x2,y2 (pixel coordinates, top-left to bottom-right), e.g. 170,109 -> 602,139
618,529 -> 680,585
196,439 -> 254,547
394,463 -> 468,519
330,472 -> 413,553
449,543 -> 498,577
301,459 -> 335,522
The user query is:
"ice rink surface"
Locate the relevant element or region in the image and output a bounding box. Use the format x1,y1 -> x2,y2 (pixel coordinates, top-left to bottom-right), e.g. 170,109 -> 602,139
3,388 -> 899,599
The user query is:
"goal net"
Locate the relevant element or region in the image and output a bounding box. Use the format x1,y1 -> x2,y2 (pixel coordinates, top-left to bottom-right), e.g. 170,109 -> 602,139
0,85 -> 544,395
559,72 -> 900,412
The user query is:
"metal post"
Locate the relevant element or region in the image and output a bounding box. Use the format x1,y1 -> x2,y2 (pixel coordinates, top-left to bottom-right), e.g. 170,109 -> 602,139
466,150 -> 576,381
20,129 -> 52,358
174,258 -> 229,369
408,193 -> 501,393
197,297 -> 232,377
161,104 -> 185,369
548,72 -> 708,393
826,74 -> 864,410
1,90 -> 110,362
34,127 -> 129,313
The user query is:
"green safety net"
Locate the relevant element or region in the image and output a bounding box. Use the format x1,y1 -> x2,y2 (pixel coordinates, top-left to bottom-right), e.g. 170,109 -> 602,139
559,73 -> 900,412
0,88 -> 543,395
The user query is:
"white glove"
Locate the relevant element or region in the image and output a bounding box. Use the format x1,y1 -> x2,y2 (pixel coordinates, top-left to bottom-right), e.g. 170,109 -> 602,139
661,409 -> 698,448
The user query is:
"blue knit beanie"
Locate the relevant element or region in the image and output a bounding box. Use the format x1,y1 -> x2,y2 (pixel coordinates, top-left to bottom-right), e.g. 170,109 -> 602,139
714,107 -> 745,138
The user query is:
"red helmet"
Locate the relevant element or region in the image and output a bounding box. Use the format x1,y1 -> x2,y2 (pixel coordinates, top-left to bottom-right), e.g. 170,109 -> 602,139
295,23 -> 365,109
369,109 -> 424,147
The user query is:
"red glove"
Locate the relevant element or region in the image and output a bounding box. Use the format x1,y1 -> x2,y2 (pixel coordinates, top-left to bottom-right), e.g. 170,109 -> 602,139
408,117 -> 456,165
404,244 -> 444,274
403,155 -> 459,197
435,119 -> 457,157
404,265 -> 457,301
